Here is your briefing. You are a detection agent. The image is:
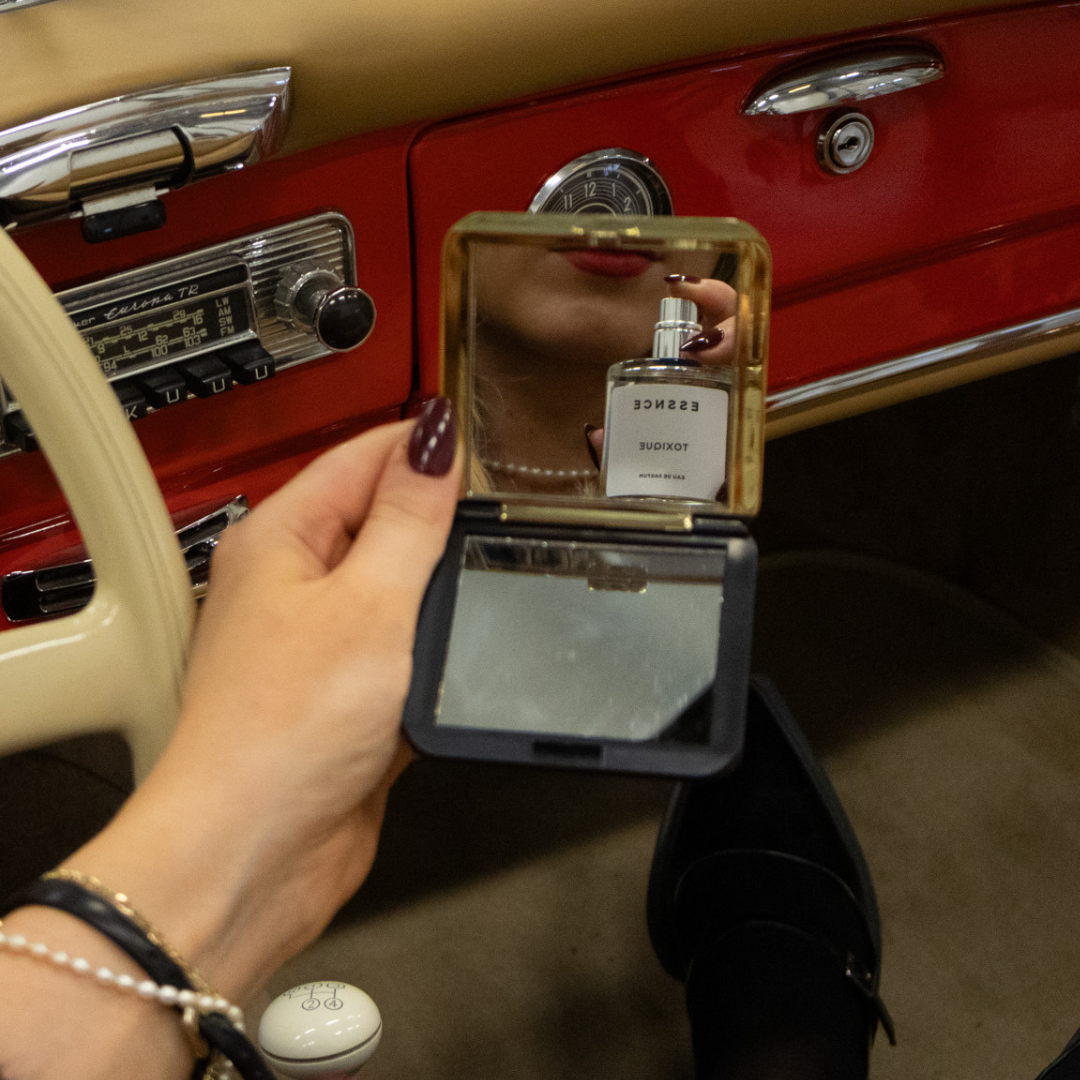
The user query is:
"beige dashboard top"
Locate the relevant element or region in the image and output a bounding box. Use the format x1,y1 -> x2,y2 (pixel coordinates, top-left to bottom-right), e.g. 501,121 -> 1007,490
1,0 -> 1027,156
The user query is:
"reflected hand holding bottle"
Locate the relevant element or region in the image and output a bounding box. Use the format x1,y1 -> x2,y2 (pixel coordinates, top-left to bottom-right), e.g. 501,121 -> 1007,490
665,273 -> 738,364
586,273 -> 738,462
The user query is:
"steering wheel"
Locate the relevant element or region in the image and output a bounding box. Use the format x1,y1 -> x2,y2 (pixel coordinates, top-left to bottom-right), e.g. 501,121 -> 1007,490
0,228 -> 194,781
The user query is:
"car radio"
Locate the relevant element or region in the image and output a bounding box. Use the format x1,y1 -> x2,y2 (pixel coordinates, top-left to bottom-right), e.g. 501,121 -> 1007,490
0,211 -> 375,454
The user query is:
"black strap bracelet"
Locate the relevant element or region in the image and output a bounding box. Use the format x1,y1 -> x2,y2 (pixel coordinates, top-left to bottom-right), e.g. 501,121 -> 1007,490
199,1013 -> 274,1080
2,877 -> 191,988
1,878 -> 274,1080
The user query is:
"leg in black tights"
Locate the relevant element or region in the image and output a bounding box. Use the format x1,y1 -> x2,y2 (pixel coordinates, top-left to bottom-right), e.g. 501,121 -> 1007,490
654,678 -> 1080,1080
648,678 -> 888,1080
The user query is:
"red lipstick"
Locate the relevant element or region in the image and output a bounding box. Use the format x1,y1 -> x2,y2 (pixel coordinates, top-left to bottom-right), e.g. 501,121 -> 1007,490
561,250 -> 653,278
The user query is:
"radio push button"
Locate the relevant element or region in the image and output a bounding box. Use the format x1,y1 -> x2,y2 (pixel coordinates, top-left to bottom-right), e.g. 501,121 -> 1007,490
217,341 -> 276,385
136,367 -> 188,409
177,355 -> 234,398
112,380 -> 148,421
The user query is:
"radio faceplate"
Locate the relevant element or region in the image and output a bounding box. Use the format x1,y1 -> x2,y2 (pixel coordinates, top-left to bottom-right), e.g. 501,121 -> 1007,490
65,260 -> 258,381
1,211 -> 368,455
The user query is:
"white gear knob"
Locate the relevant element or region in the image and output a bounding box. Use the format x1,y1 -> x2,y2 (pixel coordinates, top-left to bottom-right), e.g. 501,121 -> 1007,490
258,981 -> 382,1078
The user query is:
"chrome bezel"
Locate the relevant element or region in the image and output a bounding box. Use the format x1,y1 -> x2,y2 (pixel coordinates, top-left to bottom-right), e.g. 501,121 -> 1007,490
528,148 -> 673,216
274,261 -> 341,330
817,112 -> 875,175
1,496 -> 250,622
1,211 -> 356,456
63,210 -> 353,371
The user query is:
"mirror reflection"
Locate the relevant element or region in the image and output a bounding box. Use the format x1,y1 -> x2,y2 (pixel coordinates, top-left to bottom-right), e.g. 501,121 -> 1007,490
469,241 -> 738,497
416,215 -> 768,758
435,537 -> 726,742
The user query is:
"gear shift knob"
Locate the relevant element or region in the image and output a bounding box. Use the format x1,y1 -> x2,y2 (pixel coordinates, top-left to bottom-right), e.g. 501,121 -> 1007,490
258,981 -> 382,1078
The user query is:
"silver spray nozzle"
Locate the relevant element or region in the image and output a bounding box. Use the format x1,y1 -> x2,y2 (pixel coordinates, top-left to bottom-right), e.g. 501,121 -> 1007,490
652,296 -> 701,359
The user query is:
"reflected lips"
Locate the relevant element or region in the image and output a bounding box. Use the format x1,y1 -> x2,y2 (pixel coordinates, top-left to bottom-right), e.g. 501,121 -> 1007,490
562,250 -> 654,278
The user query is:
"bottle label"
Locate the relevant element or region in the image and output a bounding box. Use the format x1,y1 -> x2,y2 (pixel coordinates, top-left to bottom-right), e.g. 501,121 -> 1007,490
604,382 -> 729,500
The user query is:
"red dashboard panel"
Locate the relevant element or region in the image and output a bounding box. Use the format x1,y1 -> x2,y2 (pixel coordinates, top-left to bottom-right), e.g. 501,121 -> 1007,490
409,1 -> 1080,396
2,0 -> 1079,628
0,124 -> 420,607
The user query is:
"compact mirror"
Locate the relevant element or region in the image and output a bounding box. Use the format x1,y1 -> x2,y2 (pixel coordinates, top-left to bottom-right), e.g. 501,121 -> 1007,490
403,213 -> 770,777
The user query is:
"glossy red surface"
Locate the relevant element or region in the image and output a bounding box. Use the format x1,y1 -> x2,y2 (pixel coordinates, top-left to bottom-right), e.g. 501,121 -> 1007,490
0,404 -> 398,571
4,0 -> 1080,625
0,124 -> 421,614
409,1 -> 1080,395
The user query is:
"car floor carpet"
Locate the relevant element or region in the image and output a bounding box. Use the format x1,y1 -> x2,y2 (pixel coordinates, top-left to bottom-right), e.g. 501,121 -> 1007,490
253,548 -> 1080,1080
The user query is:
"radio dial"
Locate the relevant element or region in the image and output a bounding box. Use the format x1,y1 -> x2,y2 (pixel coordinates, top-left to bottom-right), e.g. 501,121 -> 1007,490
275,261 -> 376,352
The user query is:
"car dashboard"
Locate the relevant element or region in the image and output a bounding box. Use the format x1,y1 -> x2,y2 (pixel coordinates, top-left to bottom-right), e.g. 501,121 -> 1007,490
1,0 -> 1078,632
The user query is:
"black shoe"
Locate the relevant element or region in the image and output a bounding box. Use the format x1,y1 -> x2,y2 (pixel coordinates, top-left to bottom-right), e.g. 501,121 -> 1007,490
1037,1031 -> 1080,1079
647,676 -> 894,1049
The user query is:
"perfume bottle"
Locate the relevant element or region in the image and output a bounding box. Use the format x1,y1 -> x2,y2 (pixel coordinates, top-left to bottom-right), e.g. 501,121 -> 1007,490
601,296 -> 734,501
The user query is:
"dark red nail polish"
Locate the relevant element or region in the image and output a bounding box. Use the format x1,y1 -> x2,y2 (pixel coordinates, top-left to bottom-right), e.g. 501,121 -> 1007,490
584,423 -> 601,470
680,327 -> 725,352
664,273 -> 702,285
408,397 -> 456,476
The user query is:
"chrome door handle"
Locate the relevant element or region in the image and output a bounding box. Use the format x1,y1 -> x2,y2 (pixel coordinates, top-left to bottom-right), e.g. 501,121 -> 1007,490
742,43 -> 944,116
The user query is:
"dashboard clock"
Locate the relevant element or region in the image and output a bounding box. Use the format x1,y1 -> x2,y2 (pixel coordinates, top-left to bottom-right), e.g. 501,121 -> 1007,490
528,149 -> 672,216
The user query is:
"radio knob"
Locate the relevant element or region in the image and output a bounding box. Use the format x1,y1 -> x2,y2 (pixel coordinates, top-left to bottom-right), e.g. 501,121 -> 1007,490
275,261 -> 376,352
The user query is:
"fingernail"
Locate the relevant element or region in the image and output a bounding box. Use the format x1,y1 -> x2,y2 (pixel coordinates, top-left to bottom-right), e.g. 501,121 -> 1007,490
681,327 -> 725,352
664,273 -> 702,285
408,397 -> 457,476
584,424 -> 601,470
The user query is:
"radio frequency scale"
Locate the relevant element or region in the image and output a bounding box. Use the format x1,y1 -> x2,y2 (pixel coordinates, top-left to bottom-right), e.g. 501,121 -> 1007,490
1,212 -> 376,453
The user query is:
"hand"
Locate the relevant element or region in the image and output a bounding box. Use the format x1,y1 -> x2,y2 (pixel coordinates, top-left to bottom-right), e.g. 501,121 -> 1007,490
585,275 -> 738,460
66,401 -> 462,997
0,403 -> 461,1079
666,274 -> 738,366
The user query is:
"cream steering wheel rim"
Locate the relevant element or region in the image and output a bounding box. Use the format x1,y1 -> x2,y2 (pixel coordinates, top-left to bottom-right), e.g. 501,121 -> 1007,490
0,228 -> 194,781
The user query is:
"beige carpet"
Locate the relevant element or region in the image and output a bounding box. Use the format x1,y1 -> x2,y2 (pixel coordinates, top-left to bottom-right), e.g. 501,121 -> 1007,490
755,552 -> 1080,1080
255,549 -> 1080,1080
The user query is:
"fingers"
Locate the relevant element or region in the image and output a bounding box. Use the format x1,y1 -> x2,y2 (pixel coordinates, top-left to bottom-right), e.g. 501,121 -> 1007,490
341,398 -> 462,609
221,394 -> 463,585
664,275 -> 738,367
586,424 -> 604,464
228,421 -> 411,578
664,275 -> 737,323
680,316 -> 737,366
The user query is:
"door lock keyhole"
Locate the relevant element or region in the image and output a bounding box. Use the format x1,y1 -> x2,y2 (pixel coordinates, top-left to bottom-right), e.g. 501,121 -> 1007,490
817,111 -> 875,174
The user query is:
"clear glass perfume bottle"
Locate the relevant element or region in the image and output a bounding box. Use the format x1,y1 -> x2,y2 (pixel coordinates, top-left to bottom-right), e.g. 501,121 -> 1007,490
600,296 -> 734,502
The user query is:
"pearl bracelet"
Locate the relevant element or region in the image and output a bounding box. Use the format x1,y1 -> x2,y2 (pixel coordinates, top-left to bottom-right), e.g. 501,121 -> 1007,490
0,923 -> 244,1026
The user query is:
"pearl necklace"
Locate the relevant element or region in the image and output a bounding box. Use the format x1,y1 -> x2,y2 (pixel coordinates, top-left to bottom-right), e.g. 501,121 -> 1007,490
481,458 -> 596,481
0,923 -> 245,1024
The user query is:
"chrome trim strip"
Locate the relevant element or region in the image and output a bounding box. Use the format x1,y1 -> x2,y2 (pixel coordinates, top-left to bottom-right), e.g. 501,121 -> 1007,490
766,305 -> 1080,414
743,44 -> 944,117
0,68 -> 290,228
0,0 -> 60,9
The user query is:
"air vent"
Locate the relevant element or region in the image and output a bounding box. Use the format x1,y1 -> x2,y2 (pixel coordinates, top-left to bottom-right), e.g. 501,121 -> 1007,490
1,496 -> 247,622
